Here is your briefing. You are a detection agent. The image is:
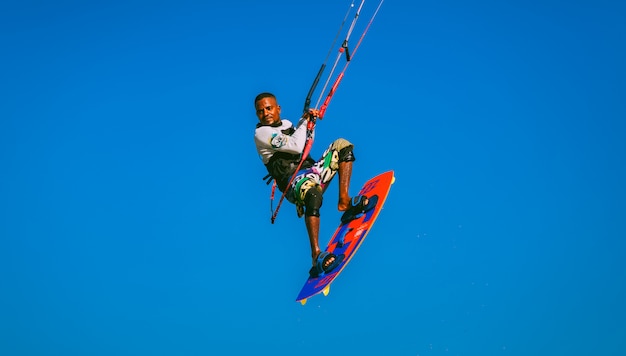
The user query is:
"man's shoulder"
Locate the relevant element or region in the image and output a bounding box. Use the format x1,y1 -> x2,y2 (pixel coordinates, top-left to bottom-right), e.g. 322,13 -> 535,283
255,120 -> 294,139
256,119 -> 292,129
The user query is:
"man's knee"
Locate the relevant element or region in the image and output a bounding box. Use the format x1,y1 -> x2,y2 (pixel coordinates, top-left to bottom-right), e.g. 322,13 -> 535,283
332,138 -> 356,163
304,186 -> 323,217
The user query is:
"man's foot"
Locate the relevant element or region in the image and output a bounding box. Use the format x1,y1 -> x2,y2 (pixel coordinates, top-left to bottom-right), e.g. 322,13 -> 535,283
338,196 -> 352,212
309,252 -> 345,278
340,195 -> 378,224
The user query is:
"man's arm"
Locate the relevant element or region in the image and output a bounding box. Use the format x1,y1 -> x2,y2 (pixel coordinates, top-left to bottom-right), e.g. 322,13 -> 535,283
259,121 -> 308,152
254,121 -> 305,164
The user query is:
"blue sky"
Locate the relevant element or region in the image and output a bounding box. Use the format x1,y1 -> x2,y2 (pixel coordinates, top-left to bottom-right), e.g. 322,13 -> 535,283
2,0 -> 625,355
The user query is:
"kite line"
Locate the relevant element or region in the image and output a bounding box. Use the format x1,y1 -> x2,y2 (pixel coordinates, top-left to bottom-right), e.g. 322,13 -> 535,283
270,0 -> 385,224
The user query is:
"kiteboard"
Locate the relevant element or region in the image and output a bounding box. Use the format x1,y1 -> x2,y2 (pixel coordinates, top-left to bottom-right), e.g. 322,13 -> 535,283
296,170 -> 395,304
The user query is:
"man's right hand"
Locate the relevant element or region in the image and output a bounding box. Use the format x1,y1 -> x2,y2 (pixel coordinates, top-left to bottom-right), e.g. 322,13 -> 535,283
303,108 -> 319,121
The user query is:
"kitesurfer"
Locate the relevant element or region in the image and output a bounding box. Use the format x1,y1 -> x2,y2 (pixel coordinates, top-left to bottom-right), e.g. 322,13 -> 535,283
253,92 -> 375,277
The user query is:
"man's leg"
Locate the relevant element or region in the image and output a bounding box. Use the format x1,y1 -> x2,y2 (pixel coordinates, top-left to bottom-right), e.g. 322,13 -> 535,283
335,142 -> 370,215
337,161 -> 353,211
305,215 -> 339,270
335,140 -> 356,211
305,215 -> 321,266
303,186 -> 325,267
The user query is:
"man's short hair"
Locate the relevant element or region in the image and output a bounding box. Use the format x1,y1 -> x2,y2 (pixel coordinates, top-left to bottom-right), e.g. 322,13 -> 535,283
254,92 -> 276,106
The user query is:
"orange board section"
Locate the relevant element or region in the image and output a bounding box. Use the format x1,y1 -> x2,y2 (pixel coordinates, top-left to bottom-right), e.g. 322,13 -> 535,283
296,170 -> 395,303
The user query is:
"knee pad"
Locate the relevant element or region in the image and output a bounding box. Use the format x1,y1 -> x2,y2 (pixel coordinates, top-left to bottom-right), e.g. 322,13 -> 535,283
304,186 -> 323,217
329,138 -> 356,163
338,145 -> 356,163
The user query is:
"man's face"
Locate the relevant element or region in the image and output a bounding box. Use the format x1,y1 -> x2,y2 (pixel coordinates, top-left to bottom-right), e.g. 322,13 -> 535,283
255,97 -> 281,126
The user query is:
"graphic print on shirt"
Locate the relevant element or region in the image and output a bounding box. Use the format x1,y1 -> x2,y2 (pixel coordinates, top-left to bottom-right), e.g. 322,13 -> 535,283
270,133 -> 288,148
